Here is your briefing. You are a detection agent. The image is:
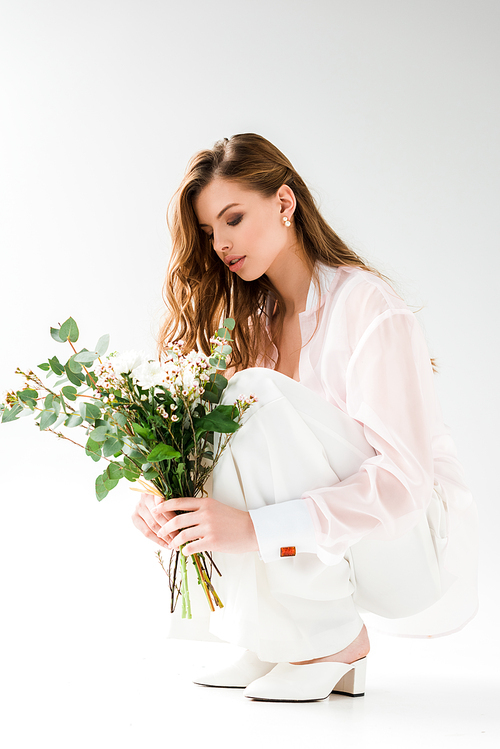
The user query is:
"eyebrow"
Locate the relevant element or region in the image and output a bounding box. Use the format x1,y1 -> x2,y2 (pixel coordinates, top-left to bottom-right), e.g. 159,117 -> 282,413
199,203 -> 241,227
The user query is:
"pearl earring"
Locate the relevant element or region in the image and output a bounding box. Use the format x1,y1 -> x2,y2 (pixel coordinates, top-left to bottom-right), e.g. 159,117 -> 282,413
283,216 -> 291,227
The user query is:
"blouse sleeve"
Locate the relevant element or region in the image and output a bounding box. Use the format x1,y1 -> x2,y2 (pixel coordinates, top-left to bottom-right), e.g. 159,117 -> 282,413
301,308 -> 436,565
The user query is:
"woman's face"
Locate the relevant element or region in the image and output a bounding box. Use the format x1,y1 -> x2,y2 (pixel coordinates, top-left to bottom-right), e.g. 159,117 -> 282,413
193,178 -> 295,282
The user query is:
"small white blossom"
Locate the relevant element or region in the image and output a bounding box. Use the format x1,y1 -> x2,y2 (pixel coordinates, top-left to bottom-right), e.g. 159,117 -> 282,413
111,350 -> 146,376
132,361 -> 167,389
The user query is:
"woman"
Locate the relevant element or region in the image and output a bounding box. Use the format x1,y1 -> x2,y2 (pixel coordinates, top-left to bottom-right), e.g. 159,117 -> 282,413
131,133 -> 478,702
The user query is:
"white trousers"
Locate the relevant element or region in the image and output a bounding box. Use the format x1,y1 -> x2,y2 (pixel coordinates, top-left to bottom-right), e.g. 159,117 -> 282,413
166,369 -> 478,662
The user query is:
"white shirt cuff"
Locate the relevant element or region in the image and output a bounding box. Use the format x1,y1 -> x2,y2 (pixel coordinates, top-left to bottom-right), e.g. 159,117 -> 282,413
248,499 -> 319,563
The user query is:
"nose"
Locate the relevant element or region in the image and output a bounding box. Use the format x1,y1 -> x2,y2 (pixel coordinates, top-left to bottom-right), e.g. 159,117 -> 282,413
212,229 -> 231,256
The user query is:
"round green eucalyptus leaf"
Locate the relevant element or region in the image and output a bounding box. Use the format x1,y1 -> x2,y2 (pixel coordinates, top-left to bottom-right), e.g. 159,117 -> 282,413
102,437 -> 123,457
74,351 -> 98,365
85,436 -> 102,462
48,356 -> 65,376
107,462 -> 123,480
95,334 -> 110,357
65,414 -> 83,428
68,355 -> 83,374
95,475 -> 108,501
91,425 -> 110,442
61,386 -> 78,401
39,410 -> 57,431
59,317 -> 79,343
50,327 -> 63,343
65,364 -> 84,387
18,389 -> 38,403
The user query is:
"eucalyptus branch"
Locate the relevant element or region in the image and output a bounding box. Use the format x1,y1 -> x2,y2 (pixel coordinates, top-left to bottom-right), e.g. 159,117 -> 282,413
66,338 -> 98,388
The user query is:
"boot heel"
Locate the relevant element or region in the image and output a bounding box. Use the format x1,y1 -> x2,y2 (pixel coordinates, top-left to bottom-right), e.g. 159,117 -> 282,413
332,657 -> 367,697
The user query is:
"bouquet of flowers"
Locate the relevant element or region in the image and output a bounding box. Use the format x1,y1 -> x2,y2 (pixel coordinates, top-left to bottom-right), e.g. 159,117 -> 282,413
0,316 -> 256,618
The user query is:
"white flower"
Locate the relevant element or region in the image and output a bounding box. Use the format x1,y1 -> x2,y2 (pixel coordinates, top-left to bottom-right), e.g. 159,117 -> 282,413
110,350 -> 146,376
132,360 -> 167,389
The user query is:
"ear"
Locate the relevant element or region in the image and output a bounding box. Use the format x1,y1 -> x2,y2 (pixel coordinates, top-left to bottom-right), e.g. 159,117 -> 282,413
276,184 -> 296,217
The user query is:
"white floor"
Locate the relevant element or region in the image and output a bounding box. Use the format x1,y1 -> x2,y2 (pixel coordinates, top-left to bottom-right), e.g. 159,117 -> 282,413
3,593 -> 498,748
1,475 -> 498,748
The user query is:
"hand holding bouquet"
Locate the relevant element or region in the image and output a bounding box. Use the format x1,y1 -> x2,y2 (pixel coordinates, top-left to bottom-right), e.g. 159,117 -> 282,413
1,316 -> 256,618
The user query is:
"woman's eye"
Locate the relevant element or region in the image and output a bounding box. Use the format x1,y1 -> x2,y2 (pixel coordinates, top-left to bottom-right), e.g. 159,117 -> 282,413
228,215 -> 242,227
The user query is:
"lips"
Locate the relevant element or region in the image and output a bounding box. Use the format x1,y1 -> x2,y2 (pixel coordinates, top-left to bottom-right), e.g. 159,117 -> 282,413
224,255 -> 245,267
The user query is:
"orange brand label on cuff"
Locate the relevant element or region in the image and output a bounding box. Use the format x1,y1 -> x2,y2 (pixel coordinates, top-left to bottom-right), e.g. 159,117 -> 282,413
280,546 -> 296,557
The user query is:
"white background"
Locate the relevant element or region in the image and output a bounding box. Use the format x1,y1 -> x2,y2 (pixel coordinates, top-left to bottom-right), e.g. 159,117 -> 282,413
1,1 -> 499,746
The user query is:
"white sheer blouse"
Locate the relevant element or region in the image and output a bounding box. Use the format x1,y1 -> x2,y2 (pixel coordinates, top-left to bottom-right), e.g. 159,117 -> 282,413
249,264 -> 474,566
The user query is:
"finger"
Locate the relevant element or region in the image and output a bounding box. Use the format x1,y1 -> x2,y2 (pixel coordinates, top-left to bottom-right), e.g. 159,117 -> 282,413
181,537 -> 210,555
152,498 -> 201,515
138,506 -> 168,536
170,527 -> 204,551
131,513 -> 170,549
158,512 -> 199,539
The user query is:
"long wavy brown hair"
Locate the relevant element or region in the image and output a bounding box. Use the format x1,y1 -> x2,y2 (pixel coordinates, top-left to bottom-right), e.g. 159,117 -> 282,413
159,133 -> 435,372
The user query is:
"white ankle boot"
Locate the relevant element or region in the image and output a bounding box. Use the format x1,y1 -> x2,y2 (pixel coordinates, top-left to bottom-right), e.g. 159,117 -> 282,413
192,650 -> 277,688
243,657 -> 367,702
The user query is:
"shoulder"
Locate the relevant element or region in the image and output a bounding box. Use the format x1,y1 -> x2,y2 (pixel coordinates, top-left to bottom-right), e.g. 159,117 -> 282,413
325,265 -> 409,315
316,265 -> 416,353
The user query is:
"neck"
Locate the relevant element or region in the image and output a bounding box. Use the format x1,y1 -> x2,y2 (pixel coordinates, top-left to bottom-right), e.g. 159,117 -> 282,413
266,246 -> 312,316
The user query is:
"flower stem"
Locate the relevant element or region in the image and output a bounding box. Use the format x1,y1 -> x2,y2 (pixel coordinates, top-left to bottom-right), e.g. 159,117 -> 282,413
178,545 -> 191,619
192,553 -> 215,612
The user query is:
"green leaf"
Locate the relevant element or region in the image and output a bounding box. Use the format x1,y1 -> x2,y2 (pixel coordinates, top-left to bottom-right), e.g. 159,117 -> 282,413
74,350 -> 98,365
122,446 -> 149,464
52,397 -> 61,418
68,355 -> 83,374
18,389 -> 38,403
1,404 -> 24,423
211,373 -> 228,389
52,413 -> 66,431
142,467 -> 159,480
147,443 -> 181,462
38,362 -> 50,371
103,476 -> 119,491
39,410 -> 57,431
61,385 -> 77,401
90,425 -> 110,443
50,327 -> 63,343
44,394 -> 53,410
86,436 -> 102,462
194,405 -> 239,434
65,414 -> 83,428
201,389 -> 220,404
123,469 -> 140,482
123,458 -> 141,479
223,318 -> 235,330
53,377 -> 69,388
65,363 -> 84,387
218,344 -> 232,356
48,356 -> 65,376
95,474 -> 108,501
107,462 -> 123,480
132,423 -> 154,440
95,334 -> 110,357
209,356 -> 226,368
112,412 -> 127,427
79,402 -> 101,421
59,317 -> 79,343
102,437 -> 123,457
